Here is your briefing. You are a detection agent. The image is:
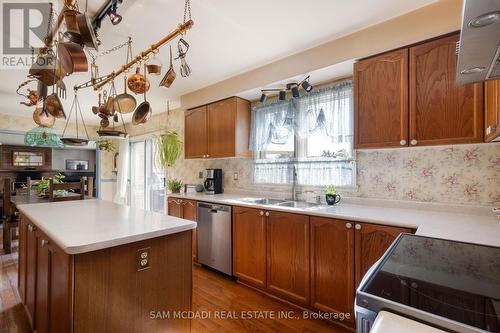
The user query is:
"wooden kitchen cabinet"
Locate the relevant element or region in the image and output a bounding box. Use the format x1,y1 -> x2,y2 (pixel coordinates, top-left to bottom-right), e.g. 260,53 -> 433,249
485,79 -> 500,142
25,219 -> 37,327
310,217 -> 355,321
232,206 -> 267,289
409,33 -> 483,146
184,97 -> 251,159
267,211 -> 310,305
167,197 -> 198,261
167,197 -> 182,218
18,215 -> 28,304
354,48 -> 409,149
354,222 -> 413,287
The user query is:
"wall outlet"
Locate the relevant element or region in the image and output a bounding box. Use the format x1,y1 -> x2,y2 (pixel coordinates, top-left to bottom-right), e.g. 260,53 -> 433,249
233,172 -> 238,181
198,171 -> 203,179
137,247 -> 150,271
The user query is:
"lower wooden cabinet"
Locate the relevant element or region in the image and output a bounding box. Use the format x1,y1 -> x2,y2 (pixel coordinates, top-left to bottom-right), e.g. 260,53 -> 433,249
354,222 -> 413,287
167,197 -> 198,261
232,206 -> 267,288
310,217 -> 355,321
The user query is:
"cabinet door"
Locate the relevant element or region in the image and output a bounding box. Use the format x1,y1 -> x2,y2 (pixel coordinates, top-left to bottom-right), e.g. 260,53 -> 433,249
167,198 -> 182,218
267,211 -> 310,304
181,199 -> 198,261
184,106 -> 208,158
47,242 -> 72,333
485,79 -> 500,142
35,232 -> 50,333
207,98 -> 236,158
409,34 -> 483,146
232,206 -> 267,289
25,222 -> 37,327
18,215 -> 27,304
310,217 -> 355,321
355,223 -> 413,287
354,49 -> 408,149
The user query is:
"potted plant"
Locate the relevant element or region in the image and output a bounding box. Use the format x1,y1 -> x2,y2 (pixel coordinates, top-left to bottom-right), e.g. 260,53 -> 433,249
37,172 -> 66,198
155,131 -> 183,168
167,178 -> 183,193
324,185 -> 341,205
95,138 -> 116,152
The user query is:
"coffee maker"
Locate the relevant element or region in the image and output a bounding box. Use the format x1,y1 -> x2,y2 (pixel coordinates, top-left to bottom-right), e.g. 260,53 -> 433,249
204,168 -> 223,194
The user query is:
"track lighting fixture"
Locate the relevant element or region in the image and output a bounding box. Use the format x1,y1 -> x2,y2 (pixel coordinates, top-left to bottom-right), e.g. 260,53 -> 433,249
93,0 -> 124,32
108,4 -> 122,25
259,75 -> 313,103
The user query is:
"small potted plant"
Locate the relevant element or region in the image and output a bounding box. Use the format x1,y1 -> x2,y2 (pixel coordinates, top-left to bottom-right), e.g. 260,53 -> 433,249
37,172 -> 66,198
167,178 -> 183,193
325,185 -> 341,205
96,138 -> 116,152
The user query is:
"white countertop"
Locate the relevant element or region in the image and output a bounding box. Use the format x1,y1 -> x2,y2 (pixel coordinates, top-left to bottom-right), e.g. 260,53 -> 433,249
169,192 -> 500,247
371,311 -> 446,333
17,199 -> 196,255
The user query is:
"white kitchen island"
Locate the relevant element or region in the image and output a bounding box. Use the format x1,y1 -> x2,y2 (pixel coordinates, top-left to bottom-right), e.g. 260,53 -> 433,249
16,199 -> 196,333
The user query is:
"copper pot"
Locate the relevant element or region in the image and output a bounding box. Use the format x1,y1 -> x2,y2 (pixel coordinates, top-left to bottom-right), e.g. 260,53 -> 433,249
33,107 -> 56,128
127,67 -> 150,94
63,9 -> 81,43
76,13 -> 98,50
58,42 -> 88,74
113,76 -> 136,113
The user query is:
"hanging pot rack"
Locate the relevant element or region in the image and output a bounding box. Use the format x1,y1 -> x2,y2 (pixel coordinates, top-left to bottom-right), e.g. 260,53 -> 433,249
74,19 -> 194,92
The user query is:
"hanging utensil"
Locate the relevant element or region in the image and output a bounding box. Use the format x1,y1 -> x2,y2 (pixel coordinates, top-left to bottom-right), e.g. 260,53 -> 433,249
113,76 -> 136,113
92,93 -> 101,114
63,9 -> 81,43
76,13 -> 98,50
58,41 -> 88,74
146,52 -> 162,75
61,91 -> 90,146
132,64 -> 152,125
127,67 -> 150,94
100,117 -> 109,128
176,38 -> 191,77
29,49 -> 67,86
33,107 -> 56,128
159,45 -> 176,88
45,43 -> 66,119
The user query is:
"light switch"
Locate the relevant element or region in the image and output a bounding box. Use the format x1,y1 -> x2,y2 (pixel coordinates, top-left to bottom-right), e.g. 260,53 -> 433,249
137,247 -> 150,271
233,172 -> 238,180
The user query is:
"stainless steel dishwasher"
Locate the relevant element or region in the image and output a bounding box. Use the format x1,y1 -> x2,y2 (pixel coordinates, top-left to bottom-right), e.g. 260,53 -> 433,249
197,202 -> 232,275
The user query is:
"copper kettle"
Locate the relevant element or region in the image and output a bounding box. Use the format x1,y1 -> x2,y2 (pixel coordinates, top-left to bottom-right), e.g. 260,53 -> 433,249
127,67 -> 150,95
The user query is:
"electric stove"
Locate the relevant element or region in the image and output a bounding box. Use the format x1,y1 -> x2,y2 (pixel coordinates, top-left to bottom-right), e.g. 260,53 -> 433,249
355,234 -> 500,333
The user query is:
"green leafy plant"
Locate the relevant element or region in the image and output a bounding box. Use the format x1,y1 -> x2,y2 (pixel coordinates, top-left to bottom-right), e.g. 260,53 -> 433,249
155,131 -> 183,168
36,172 -> 65,197
324,185 -> 337,196
167,178 -> 183,193
96,138 -> 116,152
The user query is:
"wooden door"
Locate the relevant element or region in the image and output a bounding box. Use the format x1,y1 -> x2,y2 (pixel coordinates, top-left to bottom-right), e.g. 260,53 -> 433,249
310,217 -> 355,321
207,98 -> 236,158
354,223 -> 413,287
18,215 -> 27,304
354,49 -> 409,148
25,221 -> 37,327
167,198 -> 182,218
181,199 -> 198,262
232,206 -> 267,289
35,231 -> 50,333
267,211 -> 310,304
184,106 -> 208,158
409,34 -> 483,146
485,79 -> 500,142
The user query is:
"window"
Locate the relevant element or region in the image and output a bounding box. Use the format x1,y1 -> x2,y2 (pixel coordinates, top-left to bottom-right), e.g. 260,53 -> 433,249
251,81 -> 355,187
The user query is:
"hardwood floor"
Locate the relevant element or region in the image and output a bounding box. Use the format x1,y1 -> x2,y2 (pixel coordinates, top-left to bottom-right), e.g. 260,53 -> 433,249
0,227 -> 348,333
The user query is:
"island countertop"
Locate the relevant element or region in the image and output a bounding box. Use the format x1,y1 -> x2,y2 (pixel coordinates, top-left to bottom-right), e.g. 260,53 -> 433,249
17,199 -> 196,255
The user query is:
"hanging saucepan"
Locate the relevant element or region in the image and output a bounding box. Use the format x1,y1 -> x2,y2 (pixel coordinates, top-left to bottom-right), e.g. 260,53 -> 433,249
76,13 -> 98,50
127,67 -> 150,94
29,51 -> 67,86
159,45 -> 176,88
132,64 -> 152,125
45,93 -> 66,119
33,107 -> 55,128
57,41 -> 88,75
62,9 -> 81,43
113,76 -> 136,113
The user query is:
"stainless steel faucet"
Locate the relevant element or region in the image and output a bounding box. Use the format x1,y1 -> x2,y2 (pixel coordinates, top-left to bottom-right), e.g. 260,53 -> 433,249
291,165 -> 299,201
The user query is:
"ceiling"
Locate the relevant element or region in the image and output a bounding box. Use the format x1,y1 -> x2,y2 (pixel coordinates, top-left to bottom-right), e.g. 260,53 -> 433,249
0,0 -> 437,125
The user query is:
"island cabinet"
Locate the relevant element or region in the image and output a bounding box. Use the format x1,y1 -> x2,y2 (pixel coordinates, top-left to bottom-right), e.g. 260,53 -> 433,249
18,214 -> 192,333
184,96 -> 251,159
354,33 -> 484,149
167,198 -> 198,261
485,79 -> 500,142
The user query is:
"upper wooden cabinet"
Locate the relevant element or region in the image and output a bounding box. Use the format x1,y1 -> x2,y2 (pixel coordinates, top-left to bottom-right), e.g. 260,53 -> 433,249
184,97 -> 251,159
354,49 -> 408,149
485,79 -> 500,142
409,34 -> 483,146
354,33 -> 484,149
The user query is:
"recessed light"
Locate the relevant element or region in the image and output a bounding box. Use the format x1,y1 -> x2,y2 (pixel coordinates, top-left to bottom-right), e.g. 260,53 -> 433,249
469,11 -> 500,28
460,67 -> 486,74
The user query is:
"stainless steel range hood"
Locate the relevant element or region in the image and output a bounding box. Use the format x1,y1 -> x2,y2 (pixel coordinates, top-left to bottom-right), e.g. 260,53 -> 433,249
456,0 -> 500,85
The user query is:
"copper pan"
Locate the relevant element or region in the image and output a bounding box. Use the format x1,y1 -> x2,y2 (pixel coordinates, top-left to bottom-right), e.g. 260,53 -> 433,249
58,42 -> 88,74
159,45 -> 176,88
132,64 -> 152,125
76,13 -> 98,50
114,76 -> 136,113
63,9 -> 81,43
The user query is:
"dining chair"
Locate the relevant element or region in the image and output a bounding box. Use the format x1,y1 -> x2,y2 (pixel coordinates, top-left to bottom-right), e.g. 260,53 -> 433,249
2,178 -> 17,254
26,177 -> 41,195
83,176 -> 94,198
49,178 -> 85,202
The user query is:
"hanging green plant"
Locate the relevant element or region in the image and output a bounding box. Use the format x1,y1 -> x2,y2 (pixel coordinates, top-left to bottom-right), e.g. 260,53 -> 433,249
37,172 -> 66,197
95,138 -> 116,152
155,131 -> 183,168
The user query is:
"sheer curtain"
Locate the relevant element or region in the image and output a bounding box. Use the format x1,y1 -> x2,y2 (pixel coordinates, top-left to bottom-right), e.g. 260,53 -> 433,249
251,81 -> 355,187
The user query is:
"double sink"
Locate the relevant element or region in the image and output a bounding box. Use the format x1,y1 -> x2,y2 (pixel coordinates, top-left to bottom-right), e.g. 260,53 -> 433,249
235,197 -> 324,209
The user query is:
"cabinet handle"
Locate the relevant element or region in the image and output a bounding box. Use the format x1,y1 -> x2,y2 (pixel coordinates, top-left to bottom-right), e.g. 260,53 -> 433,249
410,139 -> 418,146
265,211 -> 270,217
259,211 -> 264,216
355,224 -> 362,230
346,222 -> 352,229
399,139 -> 406,146
41,239 -> 49,247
